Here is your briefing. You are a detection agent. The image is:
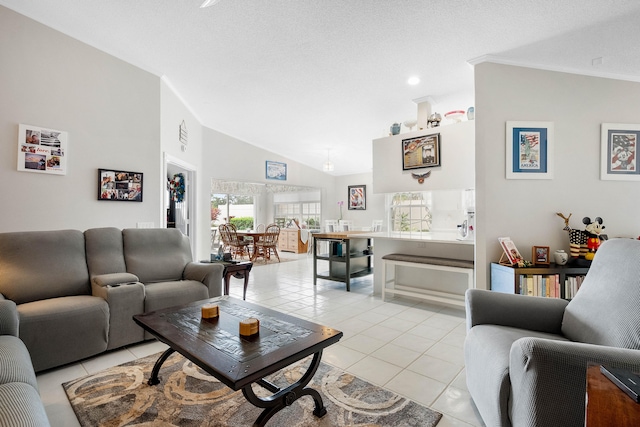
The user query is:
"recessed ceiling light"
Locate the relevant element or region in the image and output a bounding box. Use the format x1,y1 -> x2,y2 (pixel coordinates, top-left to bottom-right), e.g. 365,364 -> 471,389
200,0 -> 222,8
407,76 -> 420,85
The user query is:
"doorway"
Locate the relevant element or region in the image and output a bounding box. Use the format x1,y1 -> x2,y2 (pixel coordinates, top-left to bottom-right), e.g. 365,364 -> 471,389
164,153 -> 197,257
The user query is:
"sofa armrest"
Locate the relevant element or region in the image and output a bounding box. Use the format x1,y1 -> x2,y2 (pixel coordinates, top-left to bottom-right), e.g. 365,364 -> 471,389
183,262 -> 224,297
91,272 -> 139,288
509,337 -> 640,427
465,289 -> 568,334
91,282 -> 145,349
0,299 -> 19,336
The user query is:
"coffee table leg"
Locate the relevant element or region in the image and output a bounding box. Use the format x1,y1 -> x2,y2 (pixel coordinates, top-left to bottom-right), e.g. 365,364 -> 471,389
241,351 -> 326,427
148,347 -> 176,386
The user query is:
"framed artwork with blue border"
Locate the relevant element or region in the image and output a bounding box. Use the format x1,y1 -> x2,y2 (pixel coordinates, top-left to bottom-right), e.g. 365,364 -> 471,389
506,121 -> 554,179
600,123 -> 640,181
265,160 -> 287,180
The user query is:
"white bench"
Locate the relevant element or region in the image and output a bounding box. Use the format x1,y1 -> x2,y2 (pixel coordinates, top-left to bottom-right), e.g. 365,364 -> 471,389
381,253 -> 474,307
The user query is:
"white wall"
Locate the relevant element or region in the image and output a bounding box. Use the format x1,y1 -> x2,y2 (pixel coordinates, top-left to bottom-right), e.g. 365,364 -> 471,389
372,120 -> 475,193
160,80 -> 208,257
475,62 -> 640,289
334,173 -> 385,229
0,7 -> 161,232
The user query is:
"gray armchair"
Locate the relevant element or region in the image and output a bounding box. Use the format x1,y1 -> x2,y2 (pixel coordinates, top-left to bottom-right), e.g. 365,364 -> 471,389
465,238 -> 640,427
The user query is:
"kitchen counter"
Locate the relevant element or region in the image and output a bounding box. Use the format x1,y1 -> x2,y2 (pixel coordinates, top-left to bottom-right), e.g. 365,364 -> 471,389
356,231 -> 474,245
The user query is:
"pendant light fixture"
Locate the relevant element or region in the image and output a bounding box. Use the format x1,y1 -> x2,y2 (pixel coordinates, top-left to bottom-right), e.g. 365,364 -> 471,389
323,149 -> 334,172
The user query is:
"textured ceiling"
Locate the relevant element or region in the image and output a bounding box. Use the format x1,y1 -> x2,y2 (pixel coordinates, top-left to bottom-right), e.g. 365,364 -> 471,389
2,0 -> 640,175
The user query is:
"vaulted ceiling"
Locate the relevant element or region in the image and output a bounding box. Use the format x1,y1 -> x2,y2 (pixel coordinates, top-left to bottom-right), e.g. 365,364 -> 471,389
2,0 -> 640,175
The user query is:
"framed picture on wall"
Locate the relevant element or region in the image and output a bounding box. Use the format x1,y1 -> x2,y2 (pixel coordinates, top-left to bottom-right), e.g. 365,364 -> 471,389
348,185 -> 366,210
17,124 -> 68,175
506,121 -> 554,179
265,161 -> 287,180
600,123 -> 640,181
402,133 -> 440,170
98,169 -> 143,202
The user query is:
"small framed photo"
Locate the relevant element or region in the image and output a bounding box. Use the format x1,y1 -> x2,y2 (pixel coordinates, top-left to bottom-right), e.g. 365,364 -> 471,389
402,133 -> 440,170
600,123 -> 640,181
532,246 -> 550,266
17,124 -> 68,175
506,121 -> 554,179
348,185 -> 366,210
498,237 -> 523,265
98,169 -> 143,202
266,160 -> 287,180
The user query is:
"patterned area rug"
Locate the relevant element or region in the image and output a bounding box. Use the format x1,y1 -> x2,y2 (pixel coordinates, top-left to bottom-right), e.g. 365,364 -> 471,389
250,255 -> 299,266
64,352 -> 442,427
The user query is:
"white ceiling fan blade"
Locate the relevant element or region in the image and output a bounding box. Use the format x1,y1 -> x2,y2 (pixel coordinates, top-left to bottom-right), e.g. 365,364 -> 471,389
200,0 -> 222,8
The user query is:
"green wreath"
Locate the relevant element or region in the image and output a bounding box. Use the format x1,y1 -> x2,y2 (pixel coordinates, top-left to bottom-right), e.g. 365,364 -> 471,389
170,173 -> 185,203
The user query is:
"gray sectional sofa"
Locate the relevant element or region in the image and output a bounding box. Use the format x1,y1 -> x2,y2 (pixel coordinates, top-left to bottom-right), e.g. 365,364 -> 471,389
0,227 -> 224,426
0,300 -> 50,426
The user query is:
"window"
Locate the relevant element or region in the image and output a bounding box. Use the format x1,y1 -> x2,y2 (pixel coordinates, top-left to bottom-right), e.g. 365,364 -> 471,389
387,192 -> 433,233
211,193 -> 255,230
274,201 -> 321,229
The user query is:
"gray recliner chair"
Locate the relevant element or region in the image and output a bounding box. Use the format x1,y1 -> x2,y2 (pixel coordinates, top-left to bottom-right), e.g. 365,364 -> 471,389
465,238 -> 640,427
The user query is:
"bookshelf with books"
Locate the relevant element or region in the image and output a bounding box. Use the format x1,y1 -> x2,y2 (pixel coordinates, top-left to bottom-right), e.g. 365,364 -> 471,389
490,263 -> 590,299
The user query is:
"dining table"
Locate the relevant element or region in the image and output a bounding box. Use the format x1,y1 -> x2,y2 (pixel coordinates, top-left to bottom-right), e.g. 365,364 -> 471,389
235,231 -> 266,261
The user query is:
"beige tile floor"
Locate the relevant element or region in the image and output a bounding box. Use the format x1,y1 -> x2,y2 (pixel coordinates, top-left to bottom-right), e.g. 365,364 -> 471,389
36,254 -> 484,426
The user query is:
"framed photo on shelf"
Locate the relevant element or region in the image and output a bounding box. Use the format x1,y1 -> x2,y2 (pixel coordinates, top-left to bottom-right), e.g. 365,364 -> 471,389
498,237 -> 523,265
402,133 -> 440,170
347,185 -> 366,210
98,169 -> 143,202
265,160 -> 287,180
17,123 -> 68,175
506,121 -> 554,179
532,246 -> 550,266
600,123 -> 640,181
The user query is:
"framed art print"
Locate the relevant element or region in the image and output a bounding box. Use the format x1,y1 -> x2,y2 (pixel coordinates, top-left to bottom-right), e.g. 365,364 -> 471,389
532,246 -> 550,266
506,121 -> 554,179
265,161 -> 287,180
98,169 -> 143,201
348,185 -> 366,210
17,124 -> 68,175
402,133 -> 440,170
600,123 -> 640,181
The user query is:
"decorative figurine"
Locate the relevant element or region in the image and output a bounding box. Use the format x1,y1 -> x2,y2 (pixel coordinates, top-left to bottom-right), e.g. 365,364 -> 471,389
556,212 -> 607,265
427,113 -> 442,128
583,217 -> 606,261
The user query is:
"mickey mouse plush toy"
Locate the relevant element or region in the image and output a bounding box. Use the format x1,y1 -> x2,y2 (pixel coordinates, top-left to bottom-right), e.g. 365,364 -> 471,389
583,217 -> 606,261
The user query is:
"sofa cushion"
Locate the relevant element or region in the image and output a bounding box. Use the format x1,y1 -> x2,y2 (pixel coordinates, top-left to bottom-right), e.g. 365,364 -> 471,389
18,296 -> 109,372
464,324 -> 568,427
0,382 -> 50,427
84,227 -> 127,278
0,299 -> 19,336
143,280 -> 209,313
562,239 -> 640,348
123,228 -> 192,283
0,336 -> 38,389
0,230 -> 90,304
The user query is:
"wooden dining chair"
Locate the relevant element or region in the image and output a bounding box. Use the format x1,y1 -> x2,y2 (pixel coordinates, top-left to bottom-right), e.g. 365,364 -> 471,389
253,223 -> 280,263
219,223 -> 251,259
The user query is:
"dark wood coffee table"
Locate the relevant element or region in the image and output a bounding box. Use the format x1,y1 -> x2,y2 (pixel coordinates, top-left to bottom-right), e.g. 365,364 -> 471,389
133,296 -> 343,427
